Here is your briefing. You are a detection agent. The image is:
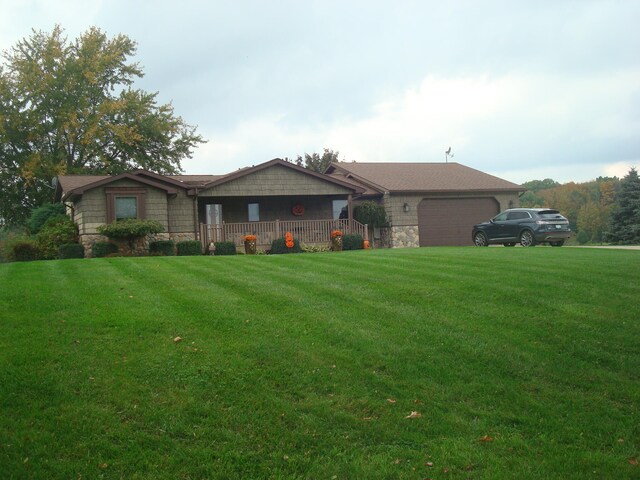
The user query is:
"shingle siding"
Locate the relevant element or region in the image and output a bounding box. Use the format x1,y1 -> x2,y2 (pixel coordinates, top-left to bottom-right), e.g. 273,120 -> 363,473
199,164 -> 353,197
168,192 -> 196,232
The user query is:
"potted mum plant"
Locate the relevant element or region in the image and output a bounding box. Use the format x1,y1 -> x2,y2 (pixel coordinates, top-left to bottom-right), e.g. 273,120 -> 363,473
243,234 -> 257,254
330,229 -> 343,251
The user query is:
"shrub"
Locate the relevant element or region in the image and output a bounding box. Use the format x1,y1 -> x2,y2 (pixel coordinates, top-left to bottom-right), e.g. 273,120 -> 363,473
300,243 -> 331,253
93,242 -> 118,258
98,219 -> 164,239
97,219 -> 164,254
353,201 -> 388,228
576,230 -> 590,245
58,243 -> 85,259
270,237 -> 302,254
10,239 -> 40,262
27,203 -> 66,234
176,240 -> 201,256
0,227 -> 28,262
36,216 -> 78,259
342,234 -> 364,250
213,241 -> 237,256
149,240 -> 175,256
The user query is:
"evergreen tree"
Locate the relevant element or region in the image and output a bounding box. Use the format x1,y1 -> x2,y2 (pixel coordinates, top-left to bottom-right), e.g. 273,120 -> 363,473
606,168 -> 640,244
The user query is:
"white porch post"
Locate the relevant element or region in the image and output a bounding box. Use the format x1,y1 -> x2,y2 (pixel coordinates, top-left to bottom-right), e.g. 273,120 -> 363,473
347,194 -> 353,233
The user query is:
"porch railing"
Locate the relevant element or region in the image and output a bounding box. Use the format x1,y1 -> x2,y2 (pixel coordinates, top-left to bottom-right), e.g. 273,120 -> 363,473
199,219 -> 368,249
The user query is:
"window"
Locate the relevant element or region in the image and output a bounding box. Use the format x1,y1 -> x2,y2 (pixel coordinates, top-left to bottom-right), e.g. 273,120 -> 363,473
248,203 -> 260,222
333,199 -> 347,219
106,187 -> 146,223
115,197 -> 137,220
507,211 -> 531,220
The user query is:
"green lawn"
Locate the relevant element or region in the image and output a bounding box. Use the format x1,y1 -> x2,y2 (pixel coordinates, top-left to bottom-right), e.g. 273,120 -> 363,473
1,248 -> 639,479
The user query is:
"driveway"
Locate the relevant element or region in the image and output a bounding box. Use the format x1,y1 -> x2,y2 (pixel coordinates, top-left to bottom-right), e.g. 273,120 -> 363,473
569,245 -> 640,250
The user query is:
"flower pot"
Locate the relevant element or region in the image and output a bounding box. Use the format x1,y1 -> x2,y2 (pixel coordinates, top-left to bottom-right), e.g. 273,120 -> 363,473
244,240 -> 256,254
331,235 -> 343,252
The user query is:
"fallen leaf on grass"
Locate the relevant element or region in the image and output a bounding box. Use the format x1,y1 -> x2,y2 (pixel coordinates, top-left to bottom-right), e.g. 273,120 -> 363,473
405,411 -> 422,419
425,461 -> 434,467
629,458 -> 638,466
393,459 -> 402,464
387,398 -> 397,404
479,435 -> 494,442
98,463 -> 108,469
173,336 -> 182,343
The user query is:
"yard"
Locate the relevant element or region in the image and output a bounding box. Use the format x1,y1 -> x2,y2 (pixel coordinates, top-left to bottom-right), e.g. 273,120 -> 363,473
0,248 -> 638,479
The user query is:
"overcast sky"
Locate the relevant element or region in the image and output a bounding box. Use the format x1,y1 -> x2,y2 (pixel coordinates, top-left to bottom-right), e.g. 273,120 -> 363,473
2,0 -> 639,184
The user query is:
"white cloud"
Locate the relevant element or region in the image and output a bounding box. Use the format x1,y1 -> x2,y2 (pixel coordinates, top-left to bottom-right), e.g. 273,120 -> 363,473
4,1 -> 638,185
184,69 -> 640,185
603,161 -> 638,179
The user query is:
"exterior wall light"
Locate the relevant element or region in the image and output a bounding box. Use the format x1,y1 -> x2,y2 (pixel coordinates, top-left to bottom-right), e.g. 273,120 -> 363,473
403,203 -> 410,213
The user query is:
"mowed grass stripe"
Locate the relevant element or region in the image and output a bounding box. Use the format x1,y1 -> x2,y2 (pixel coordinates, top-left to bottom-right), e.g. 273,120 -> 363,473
0,248 -> 639,479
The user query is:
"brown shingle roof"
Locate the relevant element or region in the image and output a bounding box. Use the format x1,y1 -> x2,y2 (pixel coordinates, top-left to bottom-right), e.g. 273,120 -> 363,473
57,173 -> 223,194
57,175 -> 110,192
328,162 -> 523,193
166,175 -> 224,186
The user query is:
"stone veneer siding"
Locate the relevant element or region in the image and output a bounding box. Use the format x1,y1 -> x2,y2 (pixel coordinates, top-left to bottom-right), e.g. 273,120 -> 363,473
390,225 -> 420,248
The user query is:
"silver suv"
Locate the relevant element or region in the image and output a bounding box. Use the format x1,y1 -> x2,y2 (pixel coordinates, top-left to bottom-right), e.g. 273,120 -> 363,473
472,208 -> 572,247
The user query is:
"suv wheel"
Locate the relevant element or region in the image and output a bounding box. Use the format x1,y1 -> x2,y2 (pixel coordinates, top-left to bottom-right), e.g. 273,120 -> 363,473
519,230 -> 535,247
473,231 -> 489,247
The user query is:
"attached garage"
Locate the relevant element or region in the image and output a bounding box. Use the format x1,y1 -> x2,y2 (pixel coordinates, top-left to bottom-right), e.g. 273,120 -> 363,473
418,197 -> 500,246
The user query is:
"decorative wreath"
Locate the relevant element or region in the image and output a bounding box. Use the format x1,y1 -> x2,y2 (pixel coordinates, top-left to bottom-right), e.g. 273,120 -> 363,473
291,203 -> 305,216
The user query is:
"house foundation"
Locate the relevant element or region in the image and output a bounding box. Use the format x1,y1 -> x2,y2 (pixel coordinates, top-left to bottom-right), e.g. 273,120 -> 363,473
390,225 -> 419,248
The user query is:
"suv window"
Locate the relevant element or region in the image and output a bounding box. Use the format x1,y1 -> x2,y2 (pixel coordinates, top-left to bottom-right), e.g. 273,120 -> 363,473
507,211 -> 531,220
493,212 -> 508,221
538,210 -> 562,218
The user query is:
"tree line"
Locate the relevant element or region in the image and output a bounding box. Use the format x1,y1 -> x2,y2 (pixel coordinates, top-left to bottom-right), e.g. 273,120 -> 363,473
520,169 -> 640,244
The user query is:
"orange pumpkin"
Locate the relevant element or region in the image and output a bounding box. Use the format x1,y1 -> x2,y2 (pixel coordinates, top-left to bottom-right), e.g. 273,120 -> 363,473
285,231 -> 294,248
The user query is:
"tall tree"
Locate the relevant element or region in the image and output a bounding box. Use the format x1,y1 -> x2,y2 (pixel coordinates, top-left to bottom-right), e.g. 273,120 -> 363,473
606,168 -> 640,244
576,201 -> 608,242
292,148 -> 340,173
0,26 -> 205,225
519,178 -> 560,208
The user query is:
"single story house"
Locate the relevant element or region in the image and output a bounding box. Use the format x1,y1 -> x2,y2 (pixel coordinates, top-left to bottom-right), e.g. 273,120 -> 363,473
55,158 -> 523,252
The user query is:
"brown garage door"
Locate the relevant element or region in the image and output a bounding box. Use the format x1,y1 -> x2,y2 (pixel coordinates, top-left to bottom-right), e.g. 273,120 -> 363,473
418,198 -> 499,246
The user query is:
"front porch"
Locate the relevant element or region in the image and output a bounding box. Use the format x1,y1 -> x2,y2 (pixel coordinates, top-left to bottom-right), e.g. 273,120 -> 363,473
199,218 -> 368,250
